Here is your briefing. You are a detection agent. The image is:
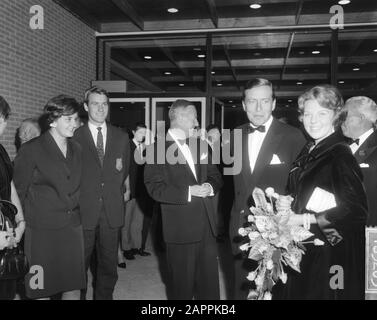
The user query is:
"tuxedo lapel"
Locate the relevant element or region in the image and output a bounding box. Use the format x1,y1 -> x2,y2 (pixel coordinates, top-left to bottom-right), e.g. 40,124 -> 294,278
354,131 -> 377,163
252,119 -> 283,186
241,127 -> 253,188
83,124 -> 102,168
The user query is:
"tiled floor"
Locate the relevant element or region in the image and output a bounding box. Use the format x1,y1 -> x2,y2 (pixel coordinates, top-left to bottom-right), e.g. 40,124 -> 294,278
86,237 -> 234,300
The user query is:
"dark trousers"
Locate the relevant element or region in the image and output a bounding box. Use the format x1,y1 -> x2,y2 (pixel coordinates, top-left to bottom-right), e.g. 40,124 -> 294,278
233,255 -> 255,300
166,219 -> 219,300
81,209 -> 119,300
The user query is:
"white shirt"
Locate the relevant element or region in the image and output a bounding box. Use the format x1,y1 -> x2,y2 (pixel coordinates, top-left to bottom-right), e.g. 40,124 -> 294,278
248,116 -> 273,173
168,129 -> 197,181
350,128 -> 374,155
88,121 -> 107,153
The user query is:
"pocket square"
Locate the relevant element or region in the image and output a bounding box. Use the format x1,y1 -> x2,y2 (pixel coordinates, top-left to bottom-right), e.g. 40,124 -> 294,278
116,158 -> 123,171
270,154 -> 283,165
200,153 -> 208,161
360,163 -> 370,168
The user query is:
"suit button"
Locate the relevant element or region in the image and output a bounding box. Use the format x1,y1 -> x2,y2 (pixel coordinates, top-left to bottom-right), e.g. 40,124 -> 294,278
101,183 -> 105,187
99,197 -> 103,202
67,210 -> 72,214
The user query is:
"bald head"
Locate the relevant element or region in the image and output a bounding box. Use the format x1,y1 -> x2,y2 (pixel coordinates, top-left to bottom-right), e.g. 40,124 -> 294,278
342,96 -> 377,139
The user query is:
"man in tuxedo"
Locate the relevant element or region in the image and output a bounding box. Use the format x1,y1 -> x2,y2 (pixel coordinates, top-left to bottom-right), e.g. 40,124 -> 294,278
342,96 -> 377,226
74,86 -> 130,300
144,99 -> 223,300
230,78 -> 306,299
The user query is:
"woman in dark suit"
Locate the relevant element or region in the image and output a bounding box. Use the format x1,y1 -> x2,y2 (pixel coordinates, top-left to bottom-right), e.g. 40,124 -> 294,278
0,96 -> 25,300
14,95 -> 85,300
277,85 -> 367,299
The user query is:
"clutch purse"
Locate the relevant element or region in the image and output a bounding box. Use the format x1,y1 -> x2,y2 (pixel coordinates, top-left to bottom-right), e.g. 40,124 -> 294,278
0,200 -> 29,280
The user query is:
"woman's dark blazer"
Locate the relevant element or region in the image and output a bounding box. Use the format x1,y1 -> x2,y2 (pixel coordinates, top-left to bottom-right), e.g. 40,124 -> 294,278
13,132 -> 82,230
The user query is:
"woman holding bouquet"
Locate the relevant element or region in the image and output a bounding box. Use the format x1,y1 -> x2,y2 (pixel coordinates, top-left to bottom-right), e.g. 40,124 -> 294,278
276,85 -> 367,300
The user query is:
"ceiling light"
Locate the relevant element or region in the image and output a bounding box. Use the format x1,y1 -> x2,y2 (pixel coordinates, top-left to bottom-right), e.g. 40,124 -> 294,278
338,0 -> 350,5
211,71 -> 216,75
288,100 -> 293,102
297,82 -> 303,85
299,51 -> 305,55
193,48 -> 202,51
167,8 -> 179,13
198,54 -> 206,58
338,80 -> 345,84
263,58 -> 271,61
374,49 -> 377,52
217,83 -> 223,87
164,72 -> 172,75
179,83 -> 185,87
144,56 -> 152,60
254,52 -> 261,56
232,105 -> 237,108
250,4 -> 262,9
229,100 -> 233,103
312,50 -> 320,54
353,67 -> 360,71
316,43 -> 325,47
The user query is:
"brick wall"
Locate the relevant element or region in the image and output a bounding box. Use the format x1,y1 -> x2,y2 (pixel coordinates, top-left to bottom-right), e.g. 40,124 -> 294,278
0,0 -> 96,158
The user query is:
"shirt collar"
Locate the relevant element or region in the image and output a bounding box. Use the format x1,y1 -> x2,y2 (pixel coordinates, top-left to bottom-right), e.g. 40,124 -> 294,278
88,121 -> 107,134
357,128 -> 374,147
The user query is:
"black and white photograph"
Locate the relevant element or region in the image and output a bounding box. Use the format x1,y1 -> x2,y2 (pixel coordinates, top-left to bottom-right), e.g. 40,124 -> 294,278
0,0 -> 377,306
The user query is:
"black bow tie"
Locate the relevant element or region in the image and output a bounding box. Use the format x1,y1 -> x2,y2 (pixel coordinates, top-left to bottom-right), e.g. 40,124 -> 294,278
348,138 -> 360,145
247,125 -> 266,134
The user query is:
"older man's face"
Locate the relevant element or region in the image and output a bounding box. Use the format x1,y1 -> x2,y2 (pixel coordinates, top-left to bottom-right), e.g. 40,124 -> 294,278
341,108 -> 364,139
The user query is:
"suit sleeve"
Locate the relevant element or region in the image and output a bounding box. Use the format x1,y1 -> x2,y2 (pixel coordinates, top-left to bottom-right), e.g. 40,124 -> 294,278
315,152 -> 367,246
144,162 -> 190,205
13,143 -> 36,207
205,150 -> 223,195
123,133 -> 131,183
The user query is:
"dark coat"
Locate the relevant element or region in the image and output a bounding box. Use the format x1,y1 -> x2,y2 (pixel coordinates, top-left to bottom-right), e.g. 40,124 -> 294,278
282,131 -> 367,300
74,123 -> 130,230
13,132 -> 82,229
352,130 -> 377,226
230,118 -> 306,252
144,135 -> 223,244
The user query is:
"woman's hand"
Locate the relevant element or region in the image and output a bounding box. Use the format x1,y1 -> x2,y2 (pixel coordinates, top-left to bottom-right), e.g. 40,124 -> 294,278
276,195 -> 294,212
14,223 -> 25,244
0,230 -> 15,250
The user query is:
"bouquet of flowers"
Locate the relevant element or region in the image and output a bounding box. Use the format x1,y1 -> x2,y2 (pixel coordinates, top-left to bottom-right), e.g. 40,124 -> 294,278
238,187 -> 324,300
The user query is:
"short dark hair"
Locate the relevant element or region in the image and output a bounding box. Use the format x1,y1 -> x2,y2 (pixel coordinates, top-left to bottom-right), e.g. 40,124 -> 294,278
206,124 -> 220,132
242,78 -> 276,101
0,96 -> 11,120
84,86 -> 110,105
133,122 -> 147,132
44,95 -> 80,126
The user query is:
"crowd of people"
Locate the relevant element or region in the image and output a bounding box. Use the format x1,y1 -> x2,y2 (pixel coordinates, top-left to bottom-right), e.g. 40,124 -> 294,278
0,79 -> 376,300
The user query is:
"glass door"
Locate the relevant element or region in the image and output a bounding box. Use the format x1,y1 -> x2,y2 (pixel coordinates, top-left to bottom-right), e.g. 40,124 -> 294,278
109,97 -> 150,140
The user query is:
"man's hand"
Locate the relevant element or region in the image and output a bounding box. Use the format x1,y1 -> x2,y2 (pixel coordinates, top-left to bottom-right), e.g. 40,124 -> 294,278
190,184 -> 213,198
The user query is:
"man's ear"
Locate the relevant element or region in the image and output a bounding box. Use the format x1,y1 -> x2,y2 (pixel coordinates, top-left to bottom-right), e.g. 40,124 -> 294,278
272,99 -> 277,112
84,103 -> 89,112
242,101 -> 247,112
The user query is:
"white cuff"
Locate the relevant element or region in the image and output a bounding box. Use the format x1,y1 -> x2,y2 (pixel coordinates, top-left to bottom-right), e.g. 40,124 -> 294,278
188,186 -> 192,202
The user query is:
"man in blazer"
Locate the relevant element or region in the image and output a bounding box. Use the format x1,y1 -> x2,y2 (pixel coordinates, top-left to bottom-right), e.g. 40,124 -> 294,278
230,78 -> 306,299
144,99 -> 223,300
121,122 -> 153,259
342,96 -> 377,226
74,86 -> 130,300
